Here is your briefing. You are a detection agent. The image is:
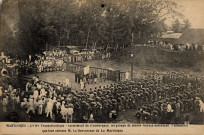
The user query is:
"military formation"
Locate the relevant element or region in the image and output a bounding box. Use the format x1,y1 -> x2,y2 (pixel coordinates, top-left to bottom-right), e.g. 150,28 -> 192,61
1,69 -> 204,124
0,51 -> 204,123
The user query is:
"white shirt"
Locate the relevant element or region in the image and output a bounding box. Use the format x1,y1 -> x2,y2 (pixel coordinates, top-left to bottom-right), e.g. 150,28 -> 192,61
40,88 -> 46,96
33,90 -> 39,98
37,84 -> 42,89
47,101 -> 53,110
0,89 -> 2,96
167,104 -> 172,112
67,108 -> 73,115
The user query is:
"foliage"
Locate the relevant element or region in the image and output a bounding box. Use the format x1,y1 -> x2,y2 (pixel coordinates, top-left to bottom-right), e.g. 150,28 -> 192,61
171,18 -> 191,33
0,0 -> 191,56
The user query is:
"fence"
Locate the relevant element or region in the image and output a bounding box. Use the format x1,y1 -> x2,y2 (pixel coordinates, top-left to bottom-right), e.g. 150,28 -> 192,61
65,63 -> 126,82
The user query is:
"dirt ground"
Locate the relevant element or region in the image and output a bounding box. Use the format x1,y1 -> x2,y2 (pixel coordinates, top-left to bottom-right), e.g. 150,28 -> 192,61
76,59 -> 204,78
24,71 -> 114,91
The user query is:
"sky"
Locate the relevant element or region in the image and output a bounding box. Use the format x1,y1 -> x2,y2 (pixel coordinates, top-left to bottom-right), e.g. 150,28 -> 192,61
176,0 -> 204,28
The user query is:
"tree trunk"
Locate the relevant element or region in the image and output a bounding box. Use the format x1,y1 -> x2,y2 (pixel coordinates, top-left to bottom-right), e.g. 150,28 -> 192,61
86,28 -> 90,49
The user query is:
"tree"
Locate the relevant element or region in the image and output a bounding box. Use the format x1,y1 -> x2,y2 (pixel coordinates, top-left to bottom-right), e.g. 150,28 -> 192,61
182,19 -> 191,32
171,19 -> 182,33
1,0 -> 189,57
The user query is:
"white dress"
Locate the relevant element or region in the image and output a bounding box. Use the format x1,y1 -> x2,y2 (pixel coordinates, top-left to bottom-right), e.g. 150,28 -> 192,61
61,104 -> 67,119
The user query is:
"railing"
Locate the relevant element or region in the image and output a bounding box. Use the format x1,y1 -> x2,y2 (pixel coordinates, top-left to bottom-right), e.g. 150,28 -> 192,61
65,63 -> 126,82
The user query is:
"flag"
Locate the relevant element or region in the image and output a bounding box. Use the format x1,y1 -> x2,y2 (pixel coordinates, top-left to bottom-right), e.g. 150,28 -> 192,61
84,65 -> 90,75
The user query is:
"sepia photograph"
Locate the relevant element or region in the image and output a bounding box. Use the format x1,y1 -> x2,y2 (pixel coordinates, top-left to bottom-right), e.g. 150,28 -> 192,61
0,0 -> 204,129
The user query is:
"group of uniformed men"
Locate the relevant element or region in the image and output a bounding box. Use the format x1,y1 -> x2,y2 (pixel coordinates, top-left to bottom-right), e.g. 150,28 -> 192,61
1,69 -> 204,124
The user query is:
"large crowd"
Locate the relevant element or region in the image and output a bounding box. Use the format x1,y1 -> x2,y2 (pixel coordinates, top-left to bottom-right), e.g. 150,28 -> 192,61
0,51 -> 204,124
19,49 -> 111,75
1,69 -> 204,123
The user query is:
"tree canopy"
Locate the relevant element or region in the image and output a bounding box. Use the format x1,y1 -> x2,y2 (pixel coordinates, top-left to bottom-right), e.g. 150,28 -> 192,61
0,0 -> 191,57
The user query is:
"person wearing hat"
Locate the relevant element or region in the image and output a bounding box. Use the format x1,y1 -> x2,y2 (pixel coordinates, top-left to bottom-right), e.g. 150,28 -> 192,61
142,107 -> 151,122
152,109 -> 159,123
135,109 -> 142,123
74,100 -> 81,122
153,90 -> 157,102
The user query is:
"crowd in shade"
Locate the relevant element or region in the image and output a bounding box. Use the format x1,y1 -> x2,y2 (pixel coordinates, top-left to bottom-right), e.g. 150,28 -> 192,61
0,51 -> 204,123
1,66 -> 204,123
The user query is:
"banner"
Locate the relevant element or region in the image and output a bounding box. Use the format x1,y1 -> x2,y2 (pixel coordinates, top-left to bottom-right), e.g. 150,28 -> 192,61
84,65 -> 90,75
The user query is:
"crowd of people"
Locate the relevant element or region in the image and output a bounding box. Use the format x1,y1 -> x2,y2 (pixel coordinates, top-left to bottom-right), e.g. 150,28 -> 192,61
18,49 -> 112,75
158,42 -> 201,51
0,50 -> 204,124
147,40 -> 203,51
1,68 -> 204,123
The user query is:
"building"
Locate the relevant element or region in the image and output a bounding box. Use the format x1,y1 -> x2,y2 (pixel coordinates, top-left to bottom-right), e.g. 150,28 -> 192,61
160,29 -> 204,51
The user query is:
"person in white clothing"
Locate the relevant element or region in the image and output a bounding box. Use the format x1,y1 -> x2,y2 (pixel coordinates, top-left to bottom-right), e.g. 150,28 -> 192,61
33,89 -> 39,103
46,98 -> 53,119
125,72 -> 130,81
40,88 -> 46,97
67,107 -> 74,123
60,101 -> 66,120
80,80 -> 84,90
27,98 -> 35,114
88,113 -> 94,123
37,83 -> 42,90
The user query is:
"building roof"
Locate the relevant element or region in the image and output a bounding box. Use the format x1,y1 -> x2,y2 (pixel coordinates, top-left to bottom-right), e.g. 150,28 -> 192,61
176,28 -> 204,44
161,33 -> 182,39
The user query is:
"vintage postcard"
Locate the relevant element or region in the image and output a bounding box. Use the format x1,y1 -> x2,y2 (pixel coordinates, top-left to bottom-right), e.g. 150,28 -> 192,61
0,0 -> 203,134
